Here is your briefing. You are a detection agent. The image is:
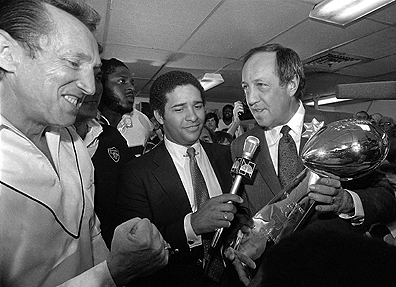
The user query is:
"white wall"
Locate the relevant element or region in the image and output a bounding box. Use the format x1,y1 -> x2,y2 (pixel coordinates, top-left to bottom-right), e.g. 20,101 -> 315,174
136,96 -> 396,121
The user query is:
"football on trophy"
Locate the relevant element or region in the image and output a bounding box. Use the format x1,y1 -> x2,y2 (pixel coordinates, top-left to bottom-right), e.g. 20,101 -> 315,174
301,119 -> 389,181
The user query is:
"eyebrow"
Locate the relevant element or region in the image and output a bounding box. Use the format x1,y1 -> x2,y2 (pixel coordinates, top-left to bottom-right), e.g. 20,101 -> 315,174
171,100 -> 203,108
74,52 -> 101,68
171,102 -> 187,109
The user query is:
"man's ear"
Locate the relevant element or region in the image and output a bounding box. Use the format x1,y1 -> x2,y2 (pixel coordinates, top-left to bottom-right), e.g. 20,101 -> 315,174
288,75 -> 299,98
154,110 -> 164,125
0,30 -> 19,73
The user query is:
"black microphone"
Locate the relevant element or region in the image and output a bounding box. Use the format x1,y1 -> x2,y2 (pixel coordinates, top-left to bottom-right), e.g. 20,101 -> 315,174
210,135 -> 260,249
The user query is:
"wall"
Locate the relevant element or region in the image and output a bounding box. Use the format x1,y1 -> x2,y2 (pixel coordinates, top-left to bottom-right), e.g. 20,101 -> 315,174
136,96 -> 396,120
335,100 -> 396,119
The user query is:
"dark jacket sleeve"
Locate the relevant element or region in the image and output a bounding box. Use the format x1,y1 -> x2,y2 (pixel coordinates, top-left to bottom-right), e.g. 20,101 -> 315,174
344,170 -> 396,227
115,156 -> 192,253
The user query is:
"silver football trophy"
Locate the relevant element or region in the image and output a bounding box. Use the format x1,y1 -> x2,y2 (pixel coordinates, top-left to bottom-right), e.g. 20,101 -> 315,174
242,119 -> 389,246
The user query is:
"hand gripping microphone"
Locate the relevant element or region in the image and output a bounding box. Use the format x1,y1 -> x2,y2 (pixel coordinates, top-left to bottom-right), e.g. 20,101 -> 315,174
210,135 -> 260,249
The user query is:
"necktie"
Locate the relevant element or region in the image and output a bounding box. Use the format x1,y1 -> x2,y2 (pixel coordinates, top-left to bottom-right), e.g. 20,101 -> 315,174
186,147 -> 224,282
187,147 -> 209,208
278,125 -> 298,189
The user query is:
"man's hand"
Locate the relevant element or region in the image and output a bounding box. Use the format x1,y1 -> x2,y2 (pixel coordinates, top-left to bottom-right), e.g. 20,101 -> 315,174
224,248 -> 255,286
224,226 -> 268,286
308,176 -> 355,214
232,101 -> 244,123
190,194 -> 243,235
107,218 -> 169,286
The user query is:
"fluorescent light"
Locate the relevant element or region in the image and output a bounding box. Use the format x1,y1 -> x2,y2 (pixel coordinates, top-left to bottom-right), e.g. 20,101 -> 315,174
305,96 -> 352,106
198,73 -> 224,91
309,0 -> 395,26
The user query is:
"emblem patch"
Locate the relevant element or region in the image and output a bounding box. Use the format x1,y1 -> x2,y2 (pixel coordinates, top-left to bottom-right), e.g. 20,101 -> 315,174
107,147 -> 120,163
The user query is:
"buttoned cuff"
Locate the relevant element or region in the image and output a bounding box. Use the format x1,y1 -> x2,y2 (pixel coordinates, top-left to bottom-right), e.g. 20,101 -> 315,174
338,189 -> 364,226
184,213 -> 202,248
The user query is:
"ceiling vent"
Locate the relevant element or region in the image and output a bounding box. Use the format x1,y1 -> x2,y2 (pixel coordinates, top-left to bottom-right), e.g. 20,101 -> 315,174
303,51 -> 373,73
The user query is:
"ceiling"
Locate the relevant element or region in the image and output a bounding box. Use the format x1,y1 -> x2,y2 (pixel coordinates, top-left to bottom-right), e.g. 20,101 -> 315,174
86,0 -> 396,105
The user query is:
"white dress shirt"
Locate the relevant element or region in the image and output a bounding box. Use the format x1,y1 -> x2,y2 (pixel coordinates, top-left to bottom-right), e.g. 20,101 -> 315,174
164,136 -> 222,248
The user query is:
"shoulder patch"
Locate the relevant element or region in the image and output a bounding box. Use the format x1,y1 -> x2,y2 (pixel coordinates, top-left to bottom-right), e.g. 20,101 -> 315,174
107,147 -> 120,163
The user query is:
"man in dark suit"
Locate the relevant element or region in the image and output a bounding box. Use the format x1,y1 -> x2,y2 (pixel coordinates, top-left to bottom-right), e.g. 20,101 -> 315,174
226,44 -> 396,286
116,70 -> 246,287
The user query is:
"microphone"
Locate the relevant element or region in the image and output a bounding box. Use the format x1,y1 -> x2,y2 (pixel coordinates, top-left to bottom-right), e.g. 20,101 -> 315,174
210,135 -> 260,249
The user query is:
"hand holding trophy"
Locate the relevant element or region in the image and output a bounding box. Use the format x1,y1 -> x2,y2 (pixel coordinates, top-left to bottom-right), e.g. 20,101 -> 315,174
225,118 -> 389,286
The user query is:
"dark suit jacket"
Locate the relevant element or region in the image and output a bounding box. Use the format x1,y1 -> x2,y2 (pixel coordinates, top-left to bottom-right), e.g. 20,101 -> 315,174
231,106 -> 396,232
116,140 -> 245,287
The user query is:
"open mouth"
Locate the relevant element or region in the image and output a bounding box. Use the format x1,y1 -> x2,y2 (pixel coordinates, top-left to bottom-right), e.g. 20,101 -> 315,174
64,95 -> 81,107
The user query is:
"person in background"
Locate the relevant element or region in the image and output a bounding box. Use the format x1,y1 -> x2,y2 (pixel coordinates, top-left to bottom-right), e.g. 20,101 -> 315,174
378,124 -> 396,247
225,43 -> 396,286
0,0 -> 168,286
116,70 -> 247,287
379,125 -> 396,193
353,110 -> 370,120
204,112 -> 218,142
200,125 -> 214,143
215,130 -> 234,146
217,102 -> 245,138
378,116 -> 395,134
98,58 -> 153,157
370,112 -> 384,125
144,112 -> 164,153
205,112 -> 220,134
73,64 -> 133,247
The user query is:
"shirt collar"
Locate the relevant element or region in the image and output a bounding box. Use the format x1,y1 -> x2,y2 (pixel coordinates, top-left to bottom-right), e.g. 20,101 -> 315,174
164,135 -> 202,164
0,114 -> 61,139
84,118 -> 103,146
266,101 -> 305,143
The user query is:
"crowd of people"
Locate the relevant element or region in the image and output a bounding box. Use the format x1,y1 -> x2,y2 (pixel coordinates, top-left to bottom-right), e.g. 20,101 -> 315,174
1,1 -> 396,287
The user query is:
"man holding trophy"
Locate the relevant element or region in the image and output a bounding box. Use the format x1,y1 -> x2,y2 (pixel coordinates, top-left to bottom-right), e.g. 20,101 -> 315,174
226,43 -> 396,286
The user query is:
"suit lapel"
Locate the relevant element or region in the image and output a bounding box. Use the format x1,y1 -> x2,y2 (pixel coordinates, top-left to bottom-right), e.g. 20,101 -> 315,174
152,143 -> 192,216
250,126 -> 281,196
298,115 -> 310,173
201,141 -> 232,194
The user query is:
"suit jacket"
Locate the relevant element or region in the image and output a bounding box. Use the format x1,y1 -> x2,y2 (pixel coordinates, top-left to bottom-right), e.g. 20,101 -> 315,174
231,106 -> 396,233
116,140 -> 245,287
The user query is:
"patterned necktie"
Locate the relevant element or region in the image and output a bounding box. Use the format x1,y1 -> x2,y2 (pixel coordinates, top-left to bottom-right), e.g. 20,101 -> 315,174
186,147 -> 224,282
278,125 -> 298,189
187,147 -> 209,208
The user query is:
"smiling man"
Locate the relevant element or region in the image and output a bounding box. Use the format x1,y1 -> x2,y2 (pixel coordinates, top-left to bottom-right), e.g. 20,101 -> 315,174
0,1 -> 168,286
116,70 -> 247,287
